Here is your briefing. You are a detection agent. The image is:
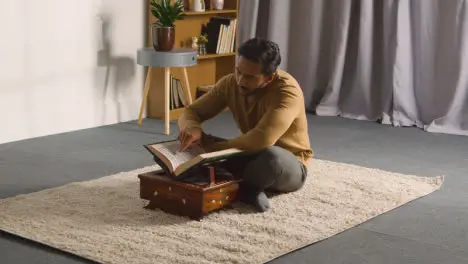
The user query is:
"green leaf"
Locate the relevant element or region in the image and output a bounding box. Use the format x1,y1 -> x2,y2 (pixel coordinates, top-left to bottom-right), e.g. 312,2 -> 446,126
150,0 -> 185,27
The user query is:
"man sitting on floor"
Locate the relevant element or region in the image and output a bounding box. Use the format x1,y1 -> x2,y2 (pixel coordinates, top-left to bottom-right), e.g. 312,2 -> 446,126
177,37 -> 314,212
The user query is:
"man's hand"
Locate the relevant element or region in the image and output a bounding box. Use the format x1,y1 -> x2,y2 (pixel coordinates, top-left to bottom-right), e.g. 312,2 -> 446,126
178,127 -> 202,152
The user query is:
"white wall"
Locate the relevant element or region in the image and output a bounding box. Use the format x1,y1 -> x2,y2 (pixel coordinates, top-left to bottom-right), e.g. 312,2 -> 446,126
0,0 -> 146,144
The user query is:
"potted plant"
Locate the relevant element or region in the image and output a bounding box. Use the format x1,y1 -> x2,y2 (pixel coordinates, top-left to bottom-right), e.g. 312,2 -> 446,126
150,0 -> 185,51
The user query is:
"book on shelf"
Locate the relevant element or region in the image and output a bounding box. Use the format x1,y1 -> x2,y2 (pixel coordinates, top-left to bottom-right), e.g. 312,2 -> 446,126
203,16 -> 237,54
169,74 -> 188,110
144,140 -> 244,180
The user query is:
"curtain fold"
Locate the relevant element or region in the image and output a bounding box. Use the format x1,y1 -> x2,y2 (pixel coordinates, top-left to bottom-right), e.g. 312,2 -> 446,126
238,0 -> 468,136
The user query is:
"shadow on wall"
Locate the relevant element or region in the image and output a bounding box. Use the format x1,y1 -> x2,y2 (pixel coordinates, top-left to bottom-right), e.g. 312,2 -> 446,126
94,12 -> 136,124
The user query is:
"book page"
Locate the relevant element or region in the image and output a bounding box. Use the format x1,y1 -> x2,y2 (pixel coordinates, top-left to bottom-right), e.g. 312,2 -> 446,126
149,141 -> 205,171
200,147 -> 243,159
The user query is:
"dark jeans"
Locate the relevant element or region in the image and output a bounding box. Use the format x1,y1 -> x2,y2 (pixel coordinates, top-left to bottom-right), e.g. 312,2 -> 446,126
203,133 -> 308,193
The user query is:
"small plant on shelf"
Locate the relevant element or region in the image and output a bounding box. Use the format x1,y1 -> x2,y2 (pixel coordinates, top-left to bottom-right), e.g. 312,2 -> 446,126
150,0 -> 185,51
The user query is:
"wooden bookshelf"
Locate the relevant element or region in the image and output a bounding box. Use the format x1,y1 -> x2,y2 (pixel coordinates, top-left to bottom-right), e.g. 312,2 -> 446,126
146,0 -> 239,121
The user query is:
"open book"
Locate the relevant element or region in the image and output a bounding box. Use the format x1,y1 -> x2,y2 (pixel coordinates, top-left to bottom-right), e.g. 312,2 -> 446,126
144,140 -> 244,178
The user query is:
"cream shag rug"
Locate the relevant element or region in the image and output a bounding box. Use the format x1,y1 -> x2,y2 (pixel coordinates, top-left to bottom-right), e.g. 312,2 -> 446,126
0,159 -> 443,264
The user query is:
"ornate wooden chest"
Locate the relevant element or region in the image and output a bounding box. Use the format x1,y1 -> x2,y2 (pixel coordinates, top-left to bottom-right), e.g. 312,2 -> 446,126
138,168 -> 241,220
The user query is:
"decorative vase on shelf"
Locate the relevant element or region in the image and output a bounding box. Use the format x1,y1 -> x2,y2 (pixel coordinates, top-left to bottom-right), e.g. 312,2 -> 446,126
212,0 -> 224,10
191,0 -> 205,12
199,44 -> 207,55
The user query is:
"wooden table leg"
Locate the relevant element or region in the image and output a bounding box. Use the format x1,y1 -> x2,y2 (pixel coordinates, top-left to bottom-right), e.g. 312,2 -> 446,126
138,67 -> 152,125
182,67 -> 193,104
164,67 -> 171,135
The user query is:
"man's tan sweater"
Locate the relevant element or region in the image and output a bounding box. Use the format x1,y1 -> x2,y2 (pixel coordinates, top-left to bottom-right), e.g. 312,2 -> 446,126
178,69 -> 314,165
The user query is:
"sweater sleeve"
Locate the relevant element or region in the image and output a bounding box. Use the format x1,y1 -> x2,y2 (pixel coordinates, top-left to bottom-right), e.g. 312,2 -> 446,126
178,75 -> 229,131
208,86 -> 301,151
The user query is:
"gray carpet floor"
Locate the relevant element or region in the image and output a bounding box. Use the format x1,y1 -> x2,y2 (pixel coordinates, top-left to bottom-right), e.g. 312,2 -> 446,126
1,111 -> 467,264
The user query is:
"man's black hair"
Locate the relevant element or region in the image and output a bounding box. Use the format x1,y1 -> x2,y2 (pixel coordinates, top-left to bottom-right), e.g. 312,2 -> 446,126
237,37 -> 281,76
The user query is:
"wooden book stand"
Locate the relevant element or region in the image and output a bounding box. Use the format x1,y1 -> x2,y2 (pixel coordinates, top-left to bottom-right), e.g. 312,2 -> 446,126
138,166 -> 242,220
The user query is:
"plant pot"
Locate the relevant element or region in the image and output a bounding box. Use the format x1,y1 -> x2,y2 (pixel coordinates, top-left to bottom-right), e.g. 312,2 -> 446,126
152,25 -> 175,51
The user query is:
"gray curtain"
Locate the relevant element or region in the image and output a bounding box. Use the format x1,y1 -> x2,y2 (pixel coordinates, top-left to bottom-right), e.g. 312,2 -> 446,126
238,0 -> 468,136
